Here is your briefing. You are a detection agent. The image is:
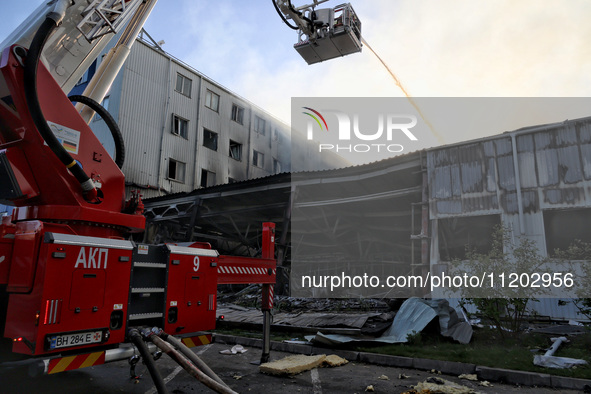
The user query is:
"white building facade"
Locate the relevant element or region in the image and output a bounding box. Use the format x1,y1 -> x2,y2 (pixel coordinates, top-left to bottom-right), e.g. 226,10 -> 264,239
84,35 -> 291,198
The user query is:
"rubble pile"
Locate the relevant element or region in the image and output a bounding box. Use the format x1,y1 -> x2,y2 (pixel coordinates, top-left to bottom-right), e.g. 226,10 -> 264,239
218,284 -> 391,313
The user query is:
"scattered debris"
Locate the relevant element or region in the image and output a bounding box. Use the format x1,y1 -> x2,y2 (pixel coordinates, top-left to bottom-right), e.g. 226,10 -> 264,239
531,324 -> 587,336
533,336 -> 588,369
458,374 -> 478,381
479,381 -> 493,387
218,304 -> 376,335
226,303 -> 250,312
306,298 -> 473,347
260,354 -> 326,375
219,287 -> 390,313
378,374 -> 389,380
430,369 -> 442,375
259,354 -> 348,376
361,313 -> 395,336
413,377 -> 477,394
427,376 -> 445,384
219,344 -> 248,355
399,373 -> 410,379
282,339 -> 310,345
232,375 -> 242,380
365,385 -> 375,392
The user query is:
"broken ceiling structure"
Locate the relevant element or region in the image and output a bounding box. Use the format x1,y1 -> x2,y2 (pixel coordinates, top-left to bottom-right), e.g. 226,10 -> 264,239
143,115 -> 591,320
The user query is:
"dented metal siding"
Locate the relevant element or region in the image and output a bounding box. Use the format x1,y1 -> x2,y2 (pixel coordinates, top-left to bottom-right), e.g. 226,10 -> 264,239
428,118 -> 591,218
428,118 -> 591,321
428,142 -> 504,217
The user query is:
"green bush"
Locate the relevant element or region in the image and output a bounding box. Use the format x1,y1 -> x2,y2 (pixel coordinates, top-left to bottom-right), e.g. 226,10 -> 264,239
449,225 -> 550,338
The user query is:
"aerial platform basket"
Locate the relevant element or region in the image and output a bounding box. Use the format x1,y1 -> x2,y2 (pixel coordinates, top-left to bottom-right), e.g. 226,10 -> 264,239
294,3 -> 362,65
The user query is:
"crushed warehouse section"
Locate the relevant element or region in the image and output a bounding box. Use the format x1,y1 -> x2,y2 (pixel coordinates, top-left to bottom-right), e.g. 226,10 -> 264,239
144,115 -> 591,320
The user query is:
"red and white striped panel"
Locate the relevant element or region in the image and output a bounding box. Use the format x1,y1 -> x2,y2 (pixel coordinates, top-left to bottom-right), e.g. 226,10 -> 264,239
217,256 -> 276,285
264,285 -> 274,310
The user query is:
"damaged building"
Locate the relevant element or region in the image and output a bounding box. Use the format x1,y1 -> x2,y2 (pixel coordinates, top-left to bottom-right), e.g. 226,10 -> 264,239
143,115 -> 591,321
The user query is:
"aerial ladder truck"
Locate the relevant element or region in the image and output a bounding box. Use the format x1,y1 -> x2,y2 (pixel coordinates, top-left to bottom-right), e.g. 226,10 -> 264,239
0,0 -> 361,391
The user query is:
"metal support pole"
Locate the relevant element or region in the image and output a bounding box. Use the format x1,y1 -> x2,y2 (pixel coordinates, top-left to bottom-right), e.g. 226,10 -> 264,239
260,283 -> 274,364
261,307 -> 272,363
421,172 -> 429,268
261,222 -> 275,364
511,133 -> 525,234
421,171 -> 430,294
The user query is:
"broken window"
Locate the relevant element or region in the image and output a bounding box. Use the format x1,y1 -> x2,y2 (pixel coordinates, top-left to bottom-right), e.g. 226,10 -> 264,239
229,140 -> 242,161
168,158 -> 186,183
200,169 -> 216,188
438,214 -> 501,260
172,115 -> 188,139
253,150 -> 264,168
273,158 -> 281,174
273,128 -> 281,143
203,129 -> 218,151
231,104 -> 244,124
254,116 -> 266,135
544,208 -> 591,257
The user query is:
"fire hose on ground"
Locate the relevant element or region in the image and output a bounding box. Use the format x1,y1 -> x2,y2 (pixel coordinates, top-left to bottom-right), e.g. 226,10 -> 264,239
129,329 -> 169,394
162,333 -> 228,388
150,334 -> 237,394
131,327 -> 236,394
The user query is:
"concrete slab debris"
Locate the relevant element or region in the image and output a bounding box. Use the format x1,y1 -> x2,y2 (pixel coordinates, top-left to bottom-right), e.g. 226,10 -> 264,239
458,373 -> 478,381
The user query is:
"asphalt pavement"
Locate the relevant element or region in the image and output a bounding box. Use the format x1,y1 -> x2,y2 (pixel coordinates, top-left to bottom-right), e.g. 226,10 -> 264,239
0,340 -> 585,393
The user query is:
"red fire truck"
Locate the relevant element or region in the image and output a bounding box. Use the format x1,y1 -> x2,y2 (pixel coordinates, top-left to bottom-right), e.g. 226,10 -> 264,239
0,0 -> 360,391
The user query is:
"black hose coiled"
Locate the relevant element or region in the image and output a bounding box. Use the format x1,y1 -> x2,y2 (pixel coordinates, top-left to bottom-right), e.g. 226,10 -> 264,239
68,94 -> 125,168
23,17 -> 96,197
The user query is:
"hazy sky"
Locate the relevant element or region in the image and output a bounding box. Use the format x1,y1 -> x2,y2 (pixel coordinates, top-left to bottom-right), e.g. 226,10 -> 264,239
2,0 -> 591,152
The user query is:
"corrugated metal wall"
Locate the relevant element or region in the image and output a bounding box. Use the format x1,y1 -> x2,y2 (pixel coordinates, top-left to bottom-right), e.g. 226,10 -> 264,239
118,42 -> 170,193
115,40 -> 291,199
428,118 -> 591,320
428,120 -> 591,225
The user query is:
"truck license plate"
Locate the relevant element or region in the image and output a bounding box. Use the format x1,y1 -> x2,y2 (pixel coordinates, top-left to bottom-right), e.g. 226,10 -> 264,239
49,330 -> 103,349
